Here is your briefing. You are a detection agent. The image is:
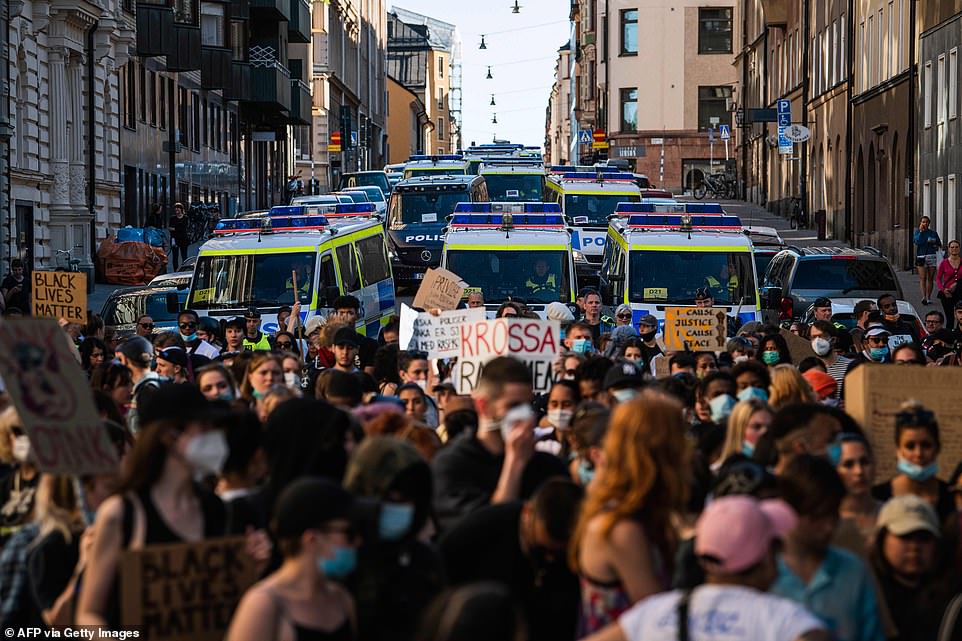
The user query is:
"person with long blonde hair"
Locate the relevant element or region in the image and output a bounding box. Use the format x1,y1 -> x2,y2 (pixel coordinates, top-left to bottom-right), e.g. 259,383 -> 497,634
570,393 -> 690,635
718,399 -> 773,463
768,364 -> 816,410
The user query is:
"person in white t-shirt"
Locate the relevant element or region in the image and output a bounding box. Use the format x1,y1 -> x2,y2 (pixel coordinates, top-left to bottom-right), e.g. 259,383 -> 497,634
582,496 -> 830,641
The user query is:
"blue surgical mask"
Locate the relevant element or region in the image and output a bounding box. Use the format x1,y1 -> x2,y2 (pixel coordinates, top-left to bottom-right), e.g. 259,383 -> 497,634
251,389 -> 267,401
897,456 -> 939,482
577,459 -> 595,486
741,440 -> 755,457
737,386 -> 769,403
378,502 -> 415,542
181,332 -> 198,343
318,545 -> 357,578
762,351 -> 780,365
625,357 -> 643,367
869,347 -> 889,361
709,394 -> 737,423
571,338 -> 593,354
611,388 -> 638,404
217,392 -> 235,402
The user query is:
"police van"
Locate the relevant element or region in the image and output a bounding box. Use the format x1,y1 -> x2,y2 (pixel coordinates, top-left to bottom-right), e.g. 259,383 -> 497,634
479,161 -> 546,202
187,203 -> 395,337
545,169 -> 642,284
403,155 -> 470,179
386,174 -> 489,287
599,203 -> 761,328
463,144 -> 542,174
439,202 -> 581,318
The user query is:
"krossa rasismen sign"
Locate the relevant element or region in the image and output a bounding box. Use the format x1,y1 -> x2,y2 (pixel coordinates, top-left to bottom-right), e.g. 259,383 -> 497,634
455,318 -> 560,394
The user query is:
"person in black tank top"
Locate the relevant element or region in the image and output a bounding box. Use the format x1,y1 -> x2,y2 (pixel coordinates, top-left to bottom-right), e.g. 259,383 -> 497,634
226,478 -> 358,641
76,386 -> 232,630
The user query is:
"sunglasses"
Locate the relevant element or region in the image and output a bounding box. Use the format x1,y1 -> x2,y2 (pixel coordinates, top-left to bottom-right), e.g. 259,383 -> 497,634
616,313 -> 632,320
276,341 -> 293,348
179,322 -> 198,330
895,409 -> 936,427
139,323 -> 155,329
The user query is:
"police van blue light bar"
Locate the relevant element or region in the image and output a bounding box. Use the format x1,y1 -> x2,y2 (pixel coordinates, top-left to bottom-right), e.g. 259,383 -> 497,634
214,219 -> 268,233
615,202 -> 725,215
407,154 -> 464,161
547,165 -> 620,174
214,215 -> 333,234
624,214 -> 743,229
269,203 -> 377,217
449,213 -> 566,227
453,202 -> 562,214
561,172 -> 636,181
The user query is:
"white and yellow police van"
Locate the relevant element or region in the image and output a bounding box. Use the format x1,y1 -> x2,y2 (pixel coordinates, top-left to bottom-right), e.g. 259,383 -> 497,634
403,155 -> 470,179
599,202 -> 761,329
439,202 -> 582,319
545,169 -> 642,284
478,160 -> 546,202
187,203 -> 395,337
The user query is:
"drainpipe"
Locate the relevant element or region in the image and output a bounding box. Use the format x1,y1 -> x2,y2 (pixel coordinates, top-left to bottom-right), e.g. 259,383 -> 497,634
800,0 -> 809,218
740,0 -> 748,200
904,0 -> 917,264
844,0 -> 854,244
86,20 -> 98,289
3,0 -> 11,268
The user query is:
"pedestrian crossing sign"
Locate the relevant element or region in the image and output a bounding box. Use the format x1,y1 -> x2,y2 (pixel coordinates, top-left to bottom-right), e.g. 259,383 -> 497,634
579,129 -> 593,144
719,125 -> 731,140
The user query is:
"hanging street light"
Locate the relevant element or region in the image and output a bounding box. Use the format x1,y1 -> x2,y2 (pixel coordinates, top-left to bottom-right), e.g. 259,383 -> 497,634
490,94 -> 496,106
479,35 -> 487,49
486,66 -> 493,79
492,113 -> 498,124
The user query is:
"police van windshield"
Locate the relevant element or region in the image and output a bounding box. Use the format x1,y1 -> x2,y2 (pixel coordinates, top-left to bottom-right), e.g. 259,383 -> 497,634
397,191 -> 469,224
484,174 -> 545,201
565,193 -> 641,226
190,252 -> 315,309
628,251 -> 756,305
446,250 -> 571,304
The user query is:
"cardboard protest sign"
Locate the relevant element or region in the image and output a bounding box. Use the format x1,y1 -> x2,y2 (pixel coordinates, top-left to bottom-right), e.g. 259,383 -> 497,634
404,307 -> 485,359
121,536 -> 259,641
455,318 -> 560,394
32,270 -> 87,324
779,328 -> 817,364
412,268 -> 467,311
845,364 -> 962,481
663,307 -> 727,352
0,319 -> 118,474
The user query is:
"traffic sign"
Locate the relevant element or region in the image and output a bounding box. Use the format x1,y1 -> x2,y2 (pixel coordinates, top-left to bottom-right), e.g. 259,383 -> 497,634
329,131 -> 342,153
777,126 -> 792,155
593,130 -> 607,142
579,129 -> 593,144
351,131 -> 359,146
777,99 -> 791,127
719,124 -> 731,140
784,124 -> 811,143
708,128 -> 715,143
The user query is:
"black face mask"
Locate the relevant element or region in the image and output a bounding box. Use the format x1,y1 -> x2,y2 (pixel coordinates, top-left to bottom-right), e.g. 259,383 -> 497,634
640,330 -> 657,342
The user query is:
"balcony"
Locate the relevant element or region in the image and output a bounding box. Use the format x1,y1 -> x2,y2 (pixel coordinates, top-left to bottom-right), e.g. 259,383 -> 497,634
760,0 -> 788,27
201,46 -> 232,89
250,50 -> 291,111
250,0 -> 288,21
224,60 -> 252,101
288,78 -> 312,124
166,23 -> 201,71
288,0 -> 310,43
135,3 -> 173,57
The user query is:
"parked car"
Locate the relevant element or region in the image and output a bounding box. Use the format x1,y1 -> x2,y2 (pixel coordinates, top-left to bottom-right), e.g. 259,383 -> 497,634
341,186 -> 387,216
339,170 -> 392,197
291,195 -> 342,206
100,285 -> 188,338
760,246 -> 904,321
148,270 -> 192,290
743,225 -> 787,281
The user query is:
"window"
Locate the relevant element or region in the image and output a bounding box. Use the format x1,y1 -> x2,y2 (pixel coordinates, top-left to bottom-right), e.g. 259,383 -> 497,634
888,2 -> 894,78
174,0 -> 197,25
122,64 -> 136,129
192,91 -> 201,151
201,2 -> 227,48
437,117 -> 444,140
335,243 -> 361,292
952,49 -> 959,120
138,63 -> 147,122
437,88 -> 443,110
867,16 -> 874,87
924,61 -> 932,128
355,235 -> 390,284
178,86 -> 189,145
938,55 -> 946,125
923,180 -> 931,216
620,87 -> 638,132
698,86 -> 731,131
878,9 -> 884,83
159,77 -> 167,130
620,9 -> 638,55
949,175 -> 958,242
937,177 -> 945,222
699,8 -> 733,54
230,21 -> 248,61
438,55 -> 444,77
148,71 -> 156,126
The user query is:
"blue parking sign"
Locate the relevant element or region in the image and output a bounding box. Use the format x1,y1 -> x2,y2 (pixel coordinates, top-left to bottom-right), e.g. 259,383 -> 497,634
777,99 -> 791,126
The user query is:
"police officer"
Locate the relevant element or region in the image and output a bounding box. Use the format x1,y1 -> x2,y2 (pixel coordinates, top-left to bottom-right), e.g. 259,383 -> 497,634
525,258 -> 558,295
242,307 -> 272,351
705,260 -> 738,301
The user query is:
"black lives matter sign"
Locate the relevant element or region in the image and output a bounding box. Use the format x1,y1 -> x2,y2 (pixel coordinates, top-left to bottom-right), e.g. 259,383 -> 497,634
32,271 -> 87,324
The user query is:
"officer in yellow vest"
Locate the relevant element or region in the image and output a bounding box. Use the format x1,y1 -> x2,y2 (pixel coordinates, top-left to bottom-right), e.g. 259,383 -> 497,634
285,259 -> 313,302
242,307 -> 273,351
525,258 -> 558,295
705,260 -> 739,301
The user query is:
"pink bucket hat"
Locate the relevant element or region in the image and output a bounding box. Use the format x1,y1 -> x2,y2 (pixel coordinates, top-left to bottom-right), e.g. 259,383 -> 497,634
695,496 -> 797,574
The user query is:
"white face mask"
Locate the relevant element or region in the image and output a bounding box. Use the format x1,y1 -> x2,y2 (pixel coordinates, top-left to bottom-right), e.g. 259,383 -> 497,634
733,354 -> 750,363
284,371 -> 301,390
547,409 -> 573,430
811,337 -> 832,357
184,431 -> 229,477
12,435 -> 31,463
415,379 -> 429,392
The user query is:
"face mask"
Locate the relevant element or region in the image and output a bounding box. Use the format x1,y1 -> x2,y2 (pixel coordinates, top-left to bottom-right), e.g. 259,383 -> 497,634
184,431 -> 229,477
547,409 -> 573,430
284,371 -> 301,390
251,388 -> 267,401
709,394 -> 737,423
577,459 -> 595,485
762,351 -> 780,365
897,457 -> 939,482
733,354 -> 750,363
639,331 -> 657,342
611,388 -> 639,404
869,346 -> 889,361
500,404 -> 535,442
181,332 -> 198,343
12,435 -> 30,463
625,357 -> 643,367
741,440 -> 755,457
217,391 -> 235,402
811,337 -> 832,357
318,545 -> 357,578
885,313 -> 899,322
737,386 -> 769,403
415,379 -> 429,392
378,502 -> 415,541
571,338 -> 593,354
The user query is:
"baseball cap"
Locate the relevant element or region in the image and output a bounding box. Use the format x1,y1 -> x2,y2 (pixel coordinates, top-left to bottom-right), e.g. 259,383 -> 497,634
272,477 -> 354,540
877,495 -> 941,538
156,346 -> 189,369
333,326 -> 359,347
244,307 -> 261,320
305,316 -> 325,336
813,297 -> 833,309
603,361 -> 645,390
695,496 -> 797,574
638,314 -> 658,328
865,326 -> 891,338
224,317 -> 245,330
802,369 -> 837,400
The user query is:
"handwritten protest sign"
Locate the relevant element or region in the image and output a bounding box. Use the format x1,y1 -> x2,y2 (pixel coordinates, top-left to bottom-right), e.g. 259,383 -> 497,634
32,270 -> 87,324
0,319 -> 118,474
455,318 -> 560,394
663,307 -> 727,351
121,536 -> 259,641
402,307 -> 484,359
845,364 -> 962,481
412,268 -> 467,311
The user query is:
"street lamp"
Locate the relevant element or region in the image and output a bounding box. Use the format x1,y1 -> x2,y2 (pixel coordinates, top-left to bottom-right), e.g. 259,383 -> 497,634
479,35 -> 487,49
492,113 -> 498,124
490,95 -> 496,106
486,66 -> 493,79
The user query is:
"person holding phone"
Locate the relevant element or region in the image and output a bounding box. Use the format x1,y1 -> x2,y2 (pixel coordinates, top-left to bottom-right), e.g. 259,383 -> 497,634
914,216 -> 942,305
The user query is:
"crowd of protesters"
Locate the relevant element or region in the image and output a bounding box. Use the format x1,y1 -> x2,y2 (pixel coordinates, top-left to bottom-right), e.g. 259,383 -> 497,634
2,286 -> 962,641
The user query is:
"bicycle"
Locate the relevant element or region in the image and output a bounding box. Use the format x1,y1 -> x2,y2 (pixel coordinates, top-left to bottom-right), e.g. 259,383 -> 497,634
789,196 -> 808,230
55,247 -> 83,272
185,203 -> 221,245
693,173 -> 736,200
